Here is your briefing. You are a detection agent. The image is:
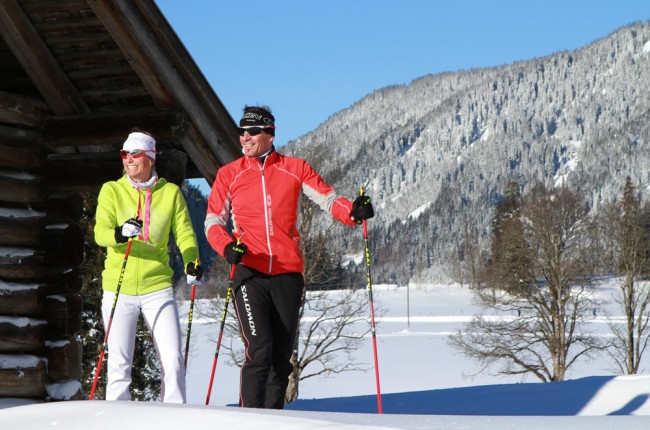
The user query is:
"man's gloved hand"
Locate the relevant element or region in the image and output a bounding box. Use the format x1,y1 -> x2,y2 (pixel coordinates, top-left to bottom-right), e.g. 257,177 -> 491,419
350,195 -> 375,224
224,241 -> 247,265
186,260 -> 204,286
115,218 -> 143,243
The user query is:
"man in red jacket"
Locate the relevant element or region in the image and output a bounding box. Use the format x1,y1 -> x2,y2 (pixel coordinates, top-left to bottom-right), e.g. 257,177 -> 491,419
205,105 -> 374,408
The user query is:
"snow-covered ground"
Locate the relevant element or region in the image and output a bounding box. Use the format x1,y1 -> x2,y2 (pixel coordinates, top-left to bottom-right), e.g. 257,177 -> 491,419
2,282 -> 650,429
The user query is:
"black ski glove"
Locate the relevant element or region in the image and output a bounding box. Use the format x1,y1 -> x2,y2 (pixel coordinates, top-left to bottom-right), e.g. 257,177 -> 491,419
224,241 -> 248,265
115,218 -> 143,243
186,260 -> 204,286
350,195 -> 375,224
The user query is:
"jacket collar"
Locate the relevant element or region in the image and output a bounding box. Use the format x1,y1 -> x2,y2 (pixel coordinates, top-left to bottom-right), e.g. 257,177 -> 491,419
246,146 -> 278,167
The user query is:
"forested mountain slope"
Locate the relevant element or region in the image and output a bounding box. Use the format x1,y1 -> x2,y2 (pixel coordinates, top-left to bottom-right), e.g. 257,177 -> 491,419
283,22 -> 650,284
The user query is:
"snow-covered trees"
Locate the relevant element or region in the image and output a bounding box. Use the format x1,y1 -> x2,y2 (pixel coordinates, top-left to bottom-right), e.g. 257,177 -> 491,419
284,22 -> 650,285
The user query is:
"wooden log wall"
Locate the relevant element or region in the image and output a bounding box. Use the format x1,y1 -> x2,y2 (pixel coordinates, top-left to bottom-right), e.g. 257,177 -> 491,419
0,123 -> 83,401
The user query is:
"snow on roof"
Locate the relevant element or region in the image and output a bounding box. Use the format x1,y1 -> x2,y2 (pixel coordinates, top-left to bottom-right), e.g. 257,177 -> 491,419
0,280 -> 40,291
0,207 -> 45,219
0,316 -> 47,327
0,247 -> 35,257
0,169 -> 38,181
0,353 -> 44,369
46,380 -> 82,401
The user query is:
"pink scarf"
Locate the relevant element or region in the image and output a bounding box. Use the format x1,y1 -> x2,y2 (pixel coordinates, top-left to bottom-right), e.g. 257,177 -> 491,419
127,172 -> 158,242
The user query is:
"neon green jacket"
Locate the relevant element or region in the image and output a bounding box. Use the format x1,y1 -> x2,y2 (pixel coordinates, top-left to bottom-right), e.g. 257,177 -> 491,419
94,175 -> 199,295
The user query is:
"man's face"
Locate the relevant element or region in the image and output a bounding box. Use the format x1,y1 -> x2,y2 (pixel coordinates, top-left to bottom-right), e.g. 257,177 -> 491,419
239,127 -> 274,158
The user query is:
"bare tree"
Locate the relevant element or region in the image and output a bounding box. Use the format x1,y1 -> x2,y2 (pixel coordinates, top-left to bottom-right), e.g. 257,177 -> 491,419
450,183 -> 603,382
285,287 -> 374,403
600,177 -> 650,374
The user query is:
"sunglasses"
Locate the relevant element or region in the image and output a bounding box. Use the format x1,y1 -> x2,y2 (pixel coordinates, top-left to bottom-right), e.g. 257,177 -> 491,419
120,149 -> 148,160
237,126 -> 274,137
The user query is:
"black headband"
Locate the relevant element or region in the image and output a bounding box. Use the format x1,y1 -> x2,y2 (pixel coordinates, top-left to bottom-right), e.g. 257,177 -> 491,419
240,108 -> 275,128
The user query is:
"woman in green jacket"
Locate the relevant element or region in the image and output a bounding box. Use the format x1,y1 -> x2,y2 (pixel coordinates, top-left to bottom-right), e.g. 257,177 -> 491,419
94,130 -> 202,403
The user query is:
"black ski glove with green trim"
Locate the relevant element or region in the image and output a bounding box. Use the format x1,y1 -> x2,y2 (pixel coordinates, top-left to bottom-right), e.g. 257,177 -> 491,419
224,241 -> 248,265
350,195 -> 375,224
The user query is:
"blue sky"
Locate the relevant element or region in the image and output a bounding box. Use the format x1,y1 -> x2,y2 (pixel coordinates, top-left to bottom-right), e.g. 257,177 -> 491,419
155,0 -> 649,149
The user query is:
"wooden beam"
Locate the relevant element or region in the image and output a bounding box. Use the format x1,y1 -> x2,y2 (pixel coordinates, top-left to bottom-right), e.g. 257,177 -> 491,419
86,0 -> 173,107
45,294 -> 82,338
43,224 -> 84,266
0,284 -> 44,316
0,124 -> 41,145
0,319 -> 46,353
88,0 -> 240,167
0,0 -> 90,115
44,268 -> 82,295
0,248 -> 82,282
135,0 -> 241,166
0,218 -> 42,248
19,0 -> 93,14
0,124 -> 43,172
33,15 -> 103,33
43,151 -> 122,191
31,192 -> 84,224
0,90 -> 50,128
0,170 -> 42,203
0,138 -> 44,170
179,124 -> 224,184
46,338 -> 82,380
42,108 -> 189,148
0,357 -> 47,397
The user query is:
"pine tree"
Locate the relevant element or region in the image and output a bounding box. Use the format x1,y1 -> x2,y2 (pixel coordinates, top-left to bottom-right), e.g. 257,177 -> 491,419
484,180 -> 528,290
79,191 -> 107,399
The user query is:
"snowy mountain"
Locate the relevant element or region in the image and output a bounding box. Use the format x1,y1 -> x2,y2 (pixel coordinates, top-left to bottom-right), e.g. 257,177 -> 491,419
283,22 -> 650,285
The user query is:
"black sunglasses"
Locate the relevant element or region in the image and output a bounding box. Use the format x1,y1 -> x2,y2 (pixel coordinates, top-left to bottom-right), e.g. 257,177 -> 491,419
237,126 -> 273,136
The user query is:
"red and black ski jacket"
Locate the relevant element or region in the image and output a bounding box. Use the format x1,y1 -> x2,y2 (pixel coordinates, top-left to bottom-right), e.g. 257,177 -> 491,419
205,150 -> 356,275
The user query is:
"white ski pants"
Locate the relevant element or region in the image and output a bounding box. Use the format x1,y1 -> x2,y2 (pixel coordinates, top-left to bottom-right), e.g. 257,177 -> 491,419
101,287 -> 186,403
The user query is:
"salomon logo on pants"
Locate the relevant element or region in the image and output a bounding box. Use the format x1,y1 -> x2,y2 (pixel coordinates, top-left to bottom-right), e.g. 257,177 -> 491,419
241,284 -> 257,336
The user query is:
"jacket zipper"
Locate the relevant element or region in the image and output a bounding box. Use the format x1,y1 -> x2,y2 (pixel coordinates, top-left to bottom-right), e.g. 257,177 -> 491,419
260,163 -> 273,274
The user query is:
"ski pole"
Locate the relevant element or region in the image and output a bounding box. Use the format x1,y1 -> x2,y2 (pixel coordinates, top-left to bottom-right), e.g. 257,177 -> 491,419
89,238 -> 133,400
205,262 -> 236,405
184,258 -> 200,370
360,186 -> 383,414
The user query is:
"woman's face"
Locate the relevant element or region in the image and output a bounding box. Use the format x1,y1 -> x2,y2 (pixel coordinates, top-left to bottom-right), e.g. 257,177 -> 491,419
121,150 -> 154,181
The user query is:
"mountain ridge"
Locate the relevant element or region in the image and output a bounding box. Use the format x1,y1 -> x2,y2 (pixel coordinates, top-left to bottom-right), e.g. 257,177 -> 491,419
283,21 -> 650,284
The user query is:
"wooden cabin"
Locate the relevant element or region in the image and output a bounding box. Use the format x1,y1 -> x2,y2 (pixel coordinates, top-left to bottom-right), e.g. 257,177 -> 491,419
0,0 -> 240,401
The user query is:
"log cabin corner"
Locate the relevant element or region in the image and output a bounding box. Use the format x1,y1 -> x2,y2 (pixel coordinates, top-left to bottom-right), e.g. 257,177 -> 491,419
0,0 -> 240,401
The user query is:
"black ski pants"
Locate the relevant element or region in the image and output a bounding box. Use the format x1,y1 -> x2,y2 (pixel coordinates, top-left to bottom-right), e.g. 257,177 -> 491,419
232,265 -> 304,409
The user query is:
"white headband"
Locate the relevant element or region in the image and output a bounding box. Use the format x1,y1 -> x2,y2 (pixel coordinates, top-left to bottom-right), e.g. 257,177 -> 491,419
122,132 -> 156,160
